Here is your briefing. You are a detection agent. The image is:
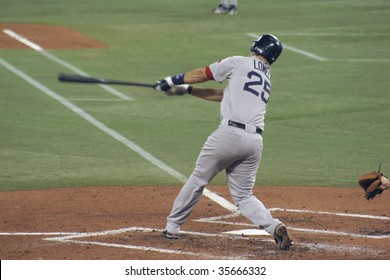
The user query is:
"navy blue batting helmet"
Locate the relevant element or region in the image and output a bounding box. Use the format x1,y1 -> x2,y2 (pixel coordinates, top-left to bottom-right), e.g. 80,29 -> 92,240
250,34 -> 282,64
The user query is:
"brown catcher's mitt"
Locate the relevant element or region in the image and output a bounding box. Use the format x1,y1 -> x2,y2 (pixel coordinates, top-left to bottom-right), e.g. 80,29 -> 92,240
358,168 -> 390,200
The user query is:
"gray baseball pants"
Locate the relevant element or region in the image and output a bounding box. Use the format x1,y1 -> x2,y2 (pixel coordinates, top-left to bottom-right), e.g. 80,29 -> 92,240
165,123 -> 281,235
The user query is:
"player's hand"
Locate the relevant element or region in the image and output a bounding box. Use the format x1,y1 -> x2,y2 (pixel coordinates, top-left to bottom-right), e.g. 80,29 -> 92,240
381,175 -> 390,188
154,76 -> 173,92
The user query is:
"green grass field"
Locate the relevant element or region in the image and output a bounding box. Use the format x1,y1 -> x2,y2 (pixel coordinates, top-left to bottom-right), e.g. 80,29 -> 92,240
1,0 -> 389,191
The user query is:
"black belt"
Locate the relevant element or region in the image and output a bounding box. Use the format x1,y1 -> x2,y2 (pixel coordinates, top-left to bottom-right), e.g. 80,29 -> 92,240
228,120 -> 263,135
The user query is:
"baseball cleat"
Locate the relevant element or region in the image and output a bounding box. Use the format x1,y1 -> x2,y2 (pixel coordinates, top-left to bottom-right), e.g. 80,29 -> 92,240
213,4 -> 228,14
227,5 -> 238,15
163,230 -> 179,239
273,224 -> 292,250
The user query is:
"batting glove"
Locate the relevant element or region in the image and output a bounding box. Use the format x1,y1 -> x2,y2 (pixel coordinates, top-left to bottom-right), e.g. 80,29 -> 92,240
154,76 -> 173,92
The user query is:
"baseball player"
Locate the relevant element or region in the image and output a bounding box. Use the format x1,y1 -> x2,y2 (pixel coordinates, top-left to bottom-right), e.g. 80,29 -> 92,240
154,34 -> 292,250
213,0 -> 238,15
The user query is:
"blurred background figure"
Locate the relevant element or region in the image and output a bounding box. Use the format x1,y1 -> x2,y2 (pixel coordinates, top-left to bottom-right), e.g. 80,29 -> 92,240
213,0 -> 238,15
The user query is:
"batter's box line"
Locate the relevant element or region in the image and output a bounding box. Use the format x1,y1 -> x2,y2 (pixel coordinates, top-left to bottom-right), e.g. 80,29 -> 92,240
42,226 -> 376,258
193,210 -> 390,239
0,231 -> 82,236
269,208 -> 390,221
193,207 -> 390,224
43,227 -> 254,260
43,226 -> 262,242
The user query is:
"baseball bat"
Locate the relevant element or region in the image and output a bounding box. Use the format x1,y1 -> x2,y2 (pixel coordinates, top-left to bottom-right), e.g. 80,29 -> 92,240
57,73 -> 155,88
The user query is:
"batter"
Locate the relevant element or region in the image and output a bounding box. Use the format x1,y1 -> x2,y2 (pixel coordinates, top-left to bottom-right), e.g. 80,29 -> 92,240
154,34 -> 292,250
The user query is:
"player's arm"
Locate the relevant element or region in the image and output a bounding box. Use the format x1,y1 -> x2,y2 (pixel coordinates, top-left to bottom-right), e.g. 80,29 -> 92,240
191,87 -> 223,102
154,66 -> 215,90
155,66 -> 223,101
166,85 -> 223,102
181,67 -> 223,101
182,67 -> 210,84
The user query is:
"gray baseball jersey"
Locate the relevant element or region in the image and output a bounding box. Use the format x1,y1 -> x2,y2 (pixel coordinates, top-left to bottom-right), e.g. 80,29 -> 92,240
209,55 -> 271,130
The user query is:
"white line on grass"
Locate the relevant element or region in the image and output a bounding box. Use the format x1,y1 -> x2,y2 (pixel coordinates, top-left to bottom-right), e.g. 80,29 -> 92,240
0,58 -> 237,214
3,29 -> 133,101
247,33 -> 390,63
247,33 -> 327,62
277,32 -> 390,37
282,44 -> 328,62
68,98 -> 128,102
331,58 -> 390,63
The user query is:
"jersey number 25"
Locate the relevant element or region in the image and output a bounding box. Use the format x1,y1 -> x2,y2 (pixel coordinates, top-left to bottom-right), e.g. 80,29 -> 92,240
243,71 -> 271,104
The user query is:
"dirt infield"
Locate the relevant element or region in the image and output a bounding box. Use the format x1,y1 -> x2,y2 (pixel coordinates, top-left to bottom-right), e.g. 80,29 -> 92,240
0,23 -> 107,49
0,185 -> 389,260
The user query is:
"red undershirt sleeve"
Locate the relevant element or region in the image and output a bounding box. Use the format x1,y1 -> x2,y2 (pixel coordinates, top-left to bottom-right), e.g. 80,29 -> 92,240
205,66 -> 215,80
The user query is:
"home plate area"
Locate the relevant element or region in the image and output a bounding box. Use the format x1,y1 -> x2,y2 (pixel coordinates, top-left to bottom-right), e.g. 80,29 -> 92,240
45,226 -> 273,260
0,185 -> 389,259
45,208 -> 390,260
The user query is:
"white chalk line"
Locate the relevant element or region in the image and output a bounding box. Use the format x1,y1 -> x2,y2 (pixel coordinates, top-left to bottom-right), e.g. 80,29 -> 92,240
331,58 -> 390,62
57,239 -> 237,259
195,208 -> 390,222
43,227 -> 260,242
194,210 -> 390,239
289,227 -> 390,240
247,33 -> 327,62
68,98 -> 128,102
3,29 -> 133,101
0,58 -> 237,215
0,232 -> 81,236
277,32 -> 390,37
269,208 -> 390,221
208,222 -> 390,239
43,227 -> 246,259
194,212 -> 241,222
247,33 -> 390,62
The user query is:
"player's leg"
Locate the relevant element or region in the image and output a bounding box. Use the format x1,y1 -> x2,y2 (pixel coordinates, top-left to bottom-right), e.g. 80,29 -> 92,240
226,134 -> 281,235
165,126 -> 241,236
227,0 -> 238,15
213,0 -> 229,14
164,174 -> 206,236
227,166 -> 282,235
